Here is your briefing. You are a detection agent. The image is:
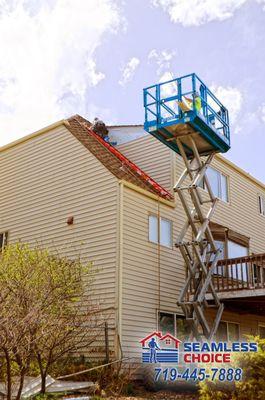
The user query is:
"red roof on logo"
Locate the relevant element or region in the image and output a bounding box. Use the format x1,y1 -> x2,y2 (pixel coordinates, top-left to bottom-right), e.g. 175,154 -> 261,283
140,331 -> 181,348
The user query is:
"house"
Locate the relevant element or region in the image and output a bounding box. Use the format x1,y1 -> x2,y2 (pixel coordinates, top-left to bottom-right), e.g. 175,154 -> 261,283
0,114 -> 265,365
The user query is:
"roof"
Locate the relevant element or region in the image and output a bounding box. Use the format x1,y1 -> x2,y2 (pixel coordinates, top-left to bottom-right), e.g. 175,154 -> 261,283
65,115 -> 173,201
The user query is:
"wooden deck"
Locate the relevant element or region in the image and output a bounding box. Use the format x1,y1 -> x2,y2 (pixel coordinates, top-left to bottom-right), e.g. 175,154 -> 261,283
189,253 -> 265,298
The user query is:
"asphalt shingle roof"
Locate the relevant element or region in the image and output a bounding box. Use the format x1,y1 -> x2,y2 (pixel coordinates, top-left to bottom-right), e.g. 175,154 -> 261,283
66,115 -> 173,201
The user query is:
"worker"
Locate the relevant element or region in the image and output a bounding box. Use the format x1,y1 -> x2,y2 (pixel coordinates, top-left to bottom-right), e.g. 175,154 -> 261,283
180,92 -> 202,114
193,92 -> 202,113
91,117 -> 109,141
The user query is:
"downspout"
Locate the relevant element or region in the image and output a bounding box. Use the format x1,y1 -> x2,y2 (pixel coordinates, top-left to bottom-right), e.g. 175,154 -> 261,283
158,200 -> 161,311
117,181 -> 124,358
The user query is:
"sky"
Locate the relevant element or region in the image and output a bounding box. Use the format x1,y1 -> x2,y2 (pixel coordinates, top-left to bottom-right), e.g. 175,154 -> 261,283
0,0 -> 265,182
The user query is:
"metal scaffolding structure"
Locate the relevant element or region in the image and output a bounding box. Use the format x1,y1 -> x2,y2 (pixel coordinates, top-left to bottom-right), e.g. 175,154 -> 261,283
174,134 -> 223,340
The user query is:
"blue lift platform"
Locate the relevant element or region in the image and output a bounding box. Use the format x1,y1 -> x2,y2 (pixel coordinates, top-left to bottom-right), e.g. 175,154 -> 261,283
143,73 -> 230,157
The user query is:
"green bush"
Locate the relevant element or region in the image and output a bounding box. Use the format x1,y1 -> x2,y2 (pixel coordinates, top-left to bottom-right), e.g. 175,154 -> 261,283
199,337 -> 265,400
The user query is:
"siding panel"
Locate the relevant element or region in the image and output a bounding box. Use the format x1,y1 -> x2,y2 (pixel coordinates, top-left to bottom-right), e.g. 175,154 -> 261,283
120,135 -> 265,361
0,126 -> 119,353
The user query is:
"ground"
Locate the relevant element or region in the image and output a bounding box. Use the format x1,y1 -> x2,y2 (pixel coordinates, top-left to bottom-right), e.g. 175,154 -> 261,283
108,392 -> 198,400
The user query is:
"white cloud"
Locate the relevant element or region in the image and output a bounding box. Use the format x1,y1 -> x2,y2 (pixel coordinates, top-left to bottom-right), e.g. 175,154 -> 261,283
257,103 -> 265,123
152,0 -> 248,26
210,85 -> 243,124
118,57 -> 140,86
158,71 -> 178,99
0,0 -> 122,146
148,49 -> 176,75
256,0 -> 265,10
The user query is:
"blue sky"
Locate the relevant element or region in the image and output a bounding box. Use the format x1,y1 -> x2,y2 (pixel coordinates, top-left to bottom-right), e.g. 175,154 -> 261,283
0,0 -> 265,182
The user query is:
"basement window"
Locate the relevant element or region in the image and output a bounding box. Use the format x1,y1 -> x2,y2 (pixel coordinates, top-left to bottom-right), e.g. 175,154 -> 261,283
258,195 -> 265,216
148,215 -> 172,248
158,312 -> 191,340
216,321 -> 240,342
159,312 -> 175,336
258,325 -> 265,339
0,232 -> 8,252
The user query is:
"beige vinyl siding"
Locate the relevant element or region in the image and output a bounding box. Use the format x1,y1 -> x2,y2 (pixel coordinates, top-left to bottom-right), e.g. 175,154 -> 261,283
120,135 -> 265,359
202,156 -> 265,254
121,186 -> 188,359
0,125 -> 119,354
117,135 -> 173,192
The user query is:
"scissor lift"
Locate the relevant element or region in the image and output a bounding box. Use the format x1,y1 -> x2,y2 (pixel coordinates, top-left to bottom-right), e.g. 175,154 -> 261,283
143,73 -> 231,340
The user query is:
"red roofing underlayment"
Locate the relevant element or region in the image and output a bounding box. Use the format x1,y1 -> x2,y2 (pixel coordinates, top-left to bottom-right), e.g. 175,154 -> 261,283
66,115 -> 174,201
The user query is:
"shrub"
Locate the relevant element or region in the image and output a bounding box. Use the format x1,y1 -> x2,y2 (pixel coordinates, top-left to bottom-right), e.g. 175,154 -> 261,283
199,337 -> 265,400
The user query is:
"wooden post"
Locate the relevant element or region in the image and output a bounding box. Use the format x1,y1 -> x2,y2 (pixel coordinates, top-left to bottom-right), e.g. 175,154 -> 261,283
104,321 -> 110,364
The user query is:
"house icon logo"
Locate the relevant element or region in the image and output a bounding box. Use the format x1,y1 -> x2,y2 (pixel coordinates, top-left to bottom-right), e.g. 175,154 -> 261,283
140,331 -> 181,363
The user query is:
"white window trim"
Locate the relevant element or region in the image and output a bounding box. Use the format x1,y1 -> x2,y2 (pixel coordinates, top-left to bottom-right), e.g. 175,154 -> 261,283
148,214 -> 173,248
199,166 -> 229,203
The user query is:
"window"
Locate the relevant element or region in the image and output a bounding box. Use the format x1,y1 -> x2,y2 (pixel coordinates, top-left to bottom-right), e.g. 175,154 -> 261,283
175,315 -> 190,341
0,232 -> 8,251
209,224 -> 249,278
148,215 -> 158,244
158,312 -> 191,340
216,321 -> 240,341
227,240 -> 248,281
258,195 -> 265,216
210,240 -> 225,274
258,325 -> 265,339
200,166 -> 228,202
159,312 -> 174,336
216,321 -> 228,341
149,215 -> 172,248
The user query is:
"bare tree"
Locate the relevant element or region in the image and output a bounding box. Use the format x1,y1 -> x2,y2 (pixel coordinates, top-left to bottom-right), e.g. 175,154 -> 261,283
0,243 -> 103,398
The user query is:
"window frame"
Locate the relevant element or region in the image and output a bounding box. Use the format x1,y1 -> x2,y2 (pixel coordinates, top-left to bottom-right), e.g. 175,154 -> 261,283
157,311 -> 176,336
0,231 -> 8,252
157,310 -> 190,338
211,238 -> 249,261
199,166 -> 229,203
216,320 -> 241,341
258,194 -> 265,217
258,324 -> 265,338
148,214 -> 173,249
209,222 -> 250,261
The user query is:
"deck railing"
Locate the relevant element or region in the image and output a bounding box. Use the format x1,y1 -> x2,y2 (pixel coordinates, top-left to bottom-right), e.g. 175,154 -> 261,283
189,253 -> 265,295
